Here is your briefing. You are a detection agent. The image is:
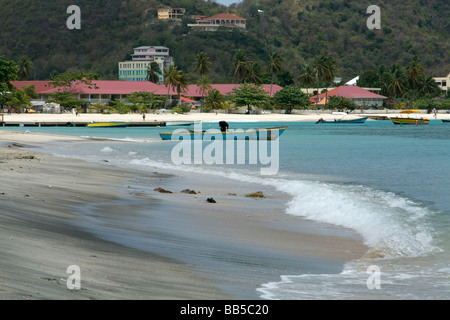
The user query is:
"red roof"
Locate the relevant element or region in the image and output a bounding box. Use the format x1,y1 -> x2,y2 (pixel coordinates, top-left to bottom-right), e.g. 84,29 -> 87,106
310,86 -> 386,103
11,80 -> 282,98
12,80 -> 161,95
206,13 -> 246,21
155,84 -> 283,98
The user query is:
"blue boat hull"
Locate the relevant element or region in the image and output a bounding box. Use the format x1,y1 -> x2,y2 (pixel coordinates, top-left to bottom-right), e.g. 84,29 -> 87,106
160,126 -> 287,141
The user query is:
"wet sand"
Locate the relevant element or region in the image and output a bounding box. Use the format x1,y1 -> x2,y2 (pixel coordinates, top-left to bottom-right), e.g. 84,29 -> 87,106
0,132 -> 369,300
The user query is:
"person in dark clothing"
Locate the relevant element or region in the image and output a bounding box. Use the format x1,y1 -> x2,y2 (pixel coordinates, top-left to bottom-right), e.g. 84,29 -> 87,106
219,120 -> 229,132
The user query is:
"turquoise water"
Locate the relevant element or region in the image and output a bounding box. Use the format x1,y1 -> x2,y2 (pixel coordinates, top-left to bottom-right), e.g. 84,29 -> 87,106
3,120 -> 449,299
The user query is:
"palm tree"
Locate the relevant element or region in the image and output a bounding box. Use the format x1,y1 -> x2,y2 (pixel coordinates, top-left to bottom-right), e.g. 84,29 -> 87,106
419,76 -> 440,97
268,53 -> 283,96
146,62 -> 161,83
193,51 -> 212,76
407,56 -> 424,105
16,55 -> 33,80
175,71 -> 189,106
245,62 -> 263,85
164,65 -> 181,106
203,89 -> 224,112
313,55 -> 338,107
386,65 -> 406,98
230,49 -> 249,84
196,75 -> 212,98
298,64 -> 316,88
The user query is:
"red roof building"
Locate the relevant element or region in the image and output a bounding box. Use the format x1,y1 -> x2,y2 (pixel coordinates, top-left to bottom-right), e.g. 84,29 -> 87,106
310,86 -> 387,107
11,80 -> 282,105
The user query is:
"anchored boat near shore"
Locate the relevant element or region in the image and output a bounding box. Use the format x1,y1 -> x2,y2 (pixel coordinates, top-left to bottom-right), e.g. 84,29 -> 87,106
159,126 -> 287,140
390,117 -> 429,125
87,121 -> 131,128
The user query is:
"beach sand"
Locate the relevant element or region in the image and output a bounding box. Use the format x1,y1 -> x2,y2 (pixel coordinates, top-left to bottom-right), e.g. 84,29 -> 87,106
0,130 -> 369,300
1,110 -> 450,125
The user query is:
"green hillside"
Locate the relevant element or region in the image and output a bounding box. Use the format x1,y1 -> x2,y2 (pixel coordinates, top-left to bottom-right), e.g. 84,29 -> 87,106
0,0 -> 448,83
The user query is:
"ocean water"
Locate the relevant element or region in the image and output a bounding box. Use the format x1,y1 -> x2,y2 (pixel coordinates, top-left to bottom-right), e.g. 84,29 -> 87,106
3,119 -> 449,299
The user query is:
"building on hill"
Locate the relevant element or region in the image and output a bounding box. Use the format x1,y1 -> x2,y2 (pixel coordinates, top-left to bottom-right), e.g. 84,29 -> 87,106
188,13 -> 247,31
157,7 -> 185,20
310,86 -> 387,107
433,73 -> 449,95
118,46 -> 173,83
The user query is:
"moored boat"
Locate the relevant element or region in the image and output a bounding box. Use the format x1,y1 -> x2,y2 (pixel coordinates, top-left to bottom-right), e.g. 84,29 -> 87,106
390,117 -> 429,125
442,119 -> 450,123
87,121 -> 130,128
315,116 -> 368,124
159,126 -> 287,140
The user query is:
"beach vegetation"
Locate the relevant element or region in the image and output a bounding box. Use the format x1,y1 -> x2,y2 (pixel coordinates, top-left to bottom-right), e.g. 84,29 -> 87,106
202,89 -> 225,112
272,86 -> 310,114
47,91 -> 83,111
16,55 -> 33,81
5,89 -> 32,113
227,83 -> 270,112
326,96 -> 358,111
0,57 -> 17,105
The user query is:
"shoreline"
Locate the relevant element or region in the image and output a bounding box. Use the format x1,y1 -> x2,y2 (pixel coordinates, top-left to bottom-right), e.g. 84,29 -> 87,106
1,110 -> 450,125
0,131 -> 369,300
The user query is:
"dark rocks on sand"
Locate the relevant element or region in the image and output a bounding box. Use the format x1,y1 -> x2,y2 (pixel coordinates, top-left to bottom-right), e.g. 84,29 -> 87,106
207,197 -> 216,203
154,187 -> 173,193
245,191 -> 265,198
181,189 -> 197,194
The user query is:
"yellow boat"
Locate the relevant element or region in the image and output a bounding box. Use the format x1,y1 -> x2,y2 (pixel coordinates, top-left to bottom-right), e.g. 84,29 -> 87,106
390,117 -> 429,125
87,121 -> 130,128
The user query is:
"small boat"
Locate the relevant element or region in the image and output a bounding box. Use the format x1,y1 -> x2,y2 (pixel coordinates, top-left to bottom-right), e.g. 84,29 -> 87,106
390,117 -> 429,125
159,126 -> 287,140
315,116 -> 368,124
165,121 -> 196,126
442,119 -> 450,123
87,121 -> 130,128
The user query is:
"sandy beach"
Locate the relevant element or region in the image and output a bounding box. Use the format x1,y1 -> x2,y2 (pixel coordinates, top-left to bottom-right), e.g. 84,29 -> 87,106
1,128 -> 369,300
1,110 -> 450,125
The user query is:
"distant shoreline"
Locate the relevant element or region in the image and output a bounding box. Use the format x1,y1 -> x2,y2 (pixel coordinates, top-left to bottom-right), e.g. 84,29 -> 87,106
1,110 -> 450,125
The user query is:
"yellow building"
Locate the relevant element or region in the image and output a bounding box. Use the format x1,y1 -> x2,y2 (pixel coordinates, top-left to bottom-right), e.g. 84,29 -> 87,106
157,7 -> 185,20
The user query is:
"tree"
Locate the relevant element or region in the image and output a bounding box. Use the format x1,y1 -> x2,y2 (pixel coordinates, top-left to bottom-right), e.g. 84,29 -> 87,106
227,83 -> 270,113
146,62 -> 162,84
193,51 -> 212,76
244,62 -> 263,85
268,52 -> 284,96
326,96 -> 358,111
16,55 -> 33,80
196,75 -> 213,108
203,89 -> 224,112
315,55 -> 338,107
297,64 -> 316,88
273,86 -> 311,114
230,49 -> 249,84
164,65 -> 181,106
21,85 -> 39,99
386,65 -> 407,98
47,91 -> 83,111
0,58 -> 17,106
125,91 -> 165,112
407,56 -> 424,105
175,71 -> 189,106
6,89 -> 32,113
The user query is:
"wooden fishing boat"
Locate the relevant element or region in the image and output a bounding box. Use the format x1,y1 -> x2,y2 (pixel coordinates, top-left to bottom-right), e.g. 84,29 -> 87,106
159,126 -> 287,140
315,116 -> 368,124
87,121 -> 130,128
390,117 -> 429,125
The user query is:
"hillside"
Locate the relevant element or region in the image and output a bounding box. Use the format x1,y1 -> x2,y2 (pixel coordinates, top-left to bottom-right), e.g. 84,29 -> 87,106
0,0 -> 448,83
